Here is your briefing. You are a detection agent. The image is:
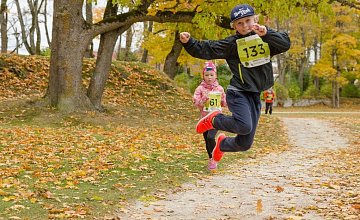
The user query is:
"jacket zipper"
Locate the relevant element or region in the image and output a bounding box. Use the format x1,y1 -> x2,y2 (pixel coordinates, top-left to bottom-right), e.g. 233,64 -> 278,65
238,64 -> 244,84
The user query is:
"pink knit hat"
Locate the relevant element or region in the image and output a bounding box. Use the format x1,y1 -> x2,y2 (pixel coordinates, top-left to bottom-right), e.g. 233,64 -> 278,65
202,61 -> 217,77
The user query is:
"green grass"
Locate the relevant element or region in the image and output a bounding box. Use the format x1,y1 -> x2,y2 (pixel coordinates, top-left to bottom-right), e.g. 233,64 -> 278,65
0,111 -> 289,219
2,102 -> 358,219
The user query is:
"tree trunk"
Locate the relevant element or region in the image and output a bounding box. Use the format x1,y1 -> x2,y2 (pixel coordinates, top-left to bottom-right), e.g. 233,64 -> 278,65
116,34 -> 122,60
332,81 -> 336,108
33,0 -> 42,54
335,82 -> 340,108
163,30 -> 182,79
335,71 -> 340,108
330,48 -> 340,108
87,1 -> 130,111
84,2 -> 93,58
298,28 -> 308,92
298,57 -> 305,92
141,21 -> 153,63
277,55 -> 286,85
124,26 -> 133,61
87,27 -> 129,111
43,0 -> 51,47
47,0 -> 194,112
275,18 -> 287,85
330,63 -> 341,108
0,0 -> 7,53
48,0 -> 93,112
313,37 -> 320,95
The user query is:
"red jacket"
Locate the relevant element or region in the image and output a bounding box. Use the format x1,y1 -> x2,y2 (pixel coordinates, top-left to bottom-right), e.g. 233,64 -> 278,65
264,89 -> 275,103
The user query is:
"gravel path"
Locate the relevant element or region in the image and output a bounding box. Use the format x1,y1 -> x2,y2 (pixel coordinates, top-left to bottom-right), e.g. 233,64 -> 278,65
115,117 -> 349,220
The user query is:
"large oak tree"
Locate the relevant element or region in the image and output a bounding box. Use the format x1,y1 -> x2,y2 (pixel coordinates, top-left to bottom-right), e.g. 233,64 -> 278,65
48,0 -> 195,112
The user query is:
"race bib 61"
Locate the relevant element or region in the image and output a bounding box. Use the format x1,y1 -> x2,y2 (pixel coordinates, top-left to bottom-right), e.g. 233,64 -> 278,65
204,92 -> 222,112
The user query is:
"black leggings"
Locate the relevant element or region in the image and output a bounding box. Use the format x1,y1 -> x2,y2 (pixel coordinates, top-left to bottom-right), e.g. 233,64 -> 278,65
265,102 -> 273,114
203,129 -> 218,158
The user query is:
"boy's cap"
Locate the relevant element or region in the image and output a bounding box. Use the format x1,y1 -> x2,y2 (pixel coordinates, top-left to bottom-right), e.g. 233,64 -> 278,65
230,4 -> 255,22
202,61 -> 217,76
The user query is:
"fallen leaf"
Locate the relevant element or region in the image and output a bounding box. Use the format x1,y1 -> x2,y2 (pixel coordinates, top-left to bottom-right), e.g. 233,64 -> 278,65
0,189 -> 9,196
275,186 -> 284,193
256,199 -> 263,213
351,204 -> 360,210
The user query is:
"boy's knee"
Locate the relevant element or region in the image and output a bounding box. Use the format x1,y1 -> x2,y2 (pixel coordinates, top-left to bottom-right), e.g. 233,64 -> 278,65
227,144 -> 252,152
238,145 -> 251,151
234,136 -> 254,151
233,123 -> 252,135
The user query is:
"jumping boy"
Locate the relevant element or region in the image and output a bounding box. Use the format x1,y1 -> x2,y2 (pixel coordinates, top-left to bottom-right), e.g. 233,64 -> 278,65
179,4 -> 290,163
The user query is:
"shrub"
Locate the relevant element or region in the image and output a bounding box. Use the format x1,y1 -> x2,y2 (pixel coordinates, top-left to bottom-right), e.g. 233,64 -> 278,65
287,82 -> 301,100
273,82 -> 288,106
40,47 -> 51,56
341,84 -> 360,98
217,74 -> 231,91
320,83 -> 332,98
174,72 -> 191,91
303,84 -> 321,98
217,63 -> 232,76
189,75 -> 202,94
117,51 -> 138,61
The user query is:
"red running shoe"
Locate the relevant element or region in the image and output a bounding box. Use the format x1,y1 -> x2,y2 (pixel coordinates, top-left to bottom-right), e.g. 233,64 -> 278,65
212,133 -> 226,162
196,110 -> 221,133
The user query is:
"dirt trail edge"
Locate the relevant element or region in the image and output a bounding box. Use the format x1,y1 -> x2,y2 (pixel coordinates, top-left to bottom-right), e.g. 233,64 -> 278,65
115,118 -> 349,220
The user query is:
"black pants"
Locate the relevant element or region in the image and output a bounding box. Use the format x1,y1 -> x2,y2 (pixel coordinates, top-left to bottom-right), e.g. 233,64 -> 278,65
203,129 -> 218,158
265,102 -> 273,114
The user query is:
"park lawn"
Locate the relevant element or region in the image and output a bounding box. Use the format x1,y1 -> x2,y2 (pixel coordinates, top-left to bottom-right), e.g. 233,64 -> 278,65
0,97 -> 288,220
0,55 -> 290,219
1,55 -> 359,219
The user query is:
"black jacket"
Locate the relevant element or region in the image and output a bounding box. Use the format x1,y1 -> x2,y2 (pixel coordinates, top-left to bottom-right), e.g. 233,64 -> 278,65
181,28 -> 291,92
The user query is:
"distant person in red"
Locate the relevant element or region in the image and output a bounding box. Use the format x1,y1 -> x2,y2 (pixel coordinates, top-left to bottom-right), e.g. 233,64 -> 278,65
263,88 -> 275,115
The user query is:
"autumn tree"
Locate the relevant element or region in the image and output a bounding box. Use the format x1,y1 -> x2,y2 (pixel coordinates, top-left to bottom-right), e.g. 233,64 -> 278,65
310,4 -> 360,107
288,9 -> 322,92
48,0 -> 195,112
311,34 -> 360,107
141,22 -> 205,77
14,0 -> 48,55
141,0 -> 234,78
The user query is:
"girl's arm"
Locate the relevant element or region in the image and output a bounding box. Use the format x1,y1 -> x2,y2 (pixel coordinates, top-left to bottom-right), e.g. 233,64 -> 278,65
193,86 -> 207,109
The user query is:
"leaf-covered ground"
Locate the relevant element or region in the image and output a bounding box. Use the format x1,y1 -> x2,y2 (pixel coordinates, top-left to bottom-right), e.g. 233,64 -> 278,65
0,55 -> 292,219
116,114 -> 360,220
0,55 -> 359,219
